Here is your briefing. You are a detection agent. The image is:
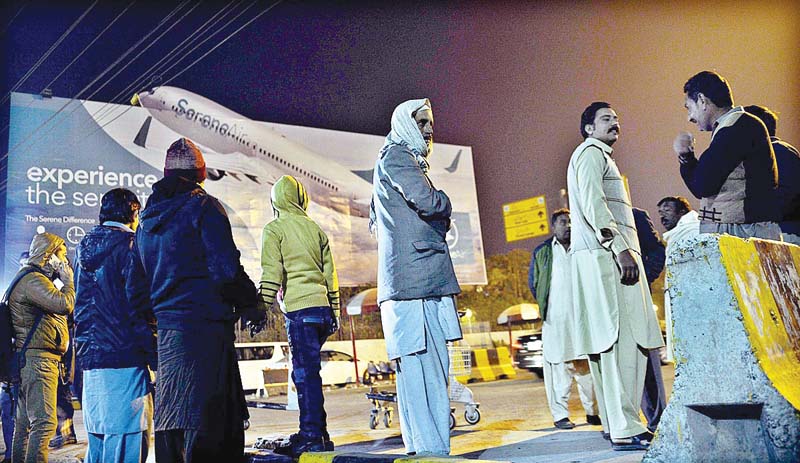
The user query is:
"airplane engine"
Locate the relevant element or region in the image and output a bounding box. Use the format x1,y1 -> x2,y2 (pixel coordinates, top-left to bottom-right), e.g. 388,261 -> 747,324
206,168 -> 226,181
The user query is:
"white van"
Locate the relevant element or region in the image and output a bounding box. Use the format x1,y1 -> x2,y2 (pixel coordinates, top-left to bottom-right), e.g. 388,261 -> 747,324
235,342 -> 289,393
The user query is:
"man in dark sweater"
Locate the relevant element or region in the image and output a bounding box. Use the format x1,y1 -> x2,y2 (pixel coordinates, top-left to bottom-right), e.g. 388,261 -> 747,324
743,105 -> 800,245
673,71 -> 780,239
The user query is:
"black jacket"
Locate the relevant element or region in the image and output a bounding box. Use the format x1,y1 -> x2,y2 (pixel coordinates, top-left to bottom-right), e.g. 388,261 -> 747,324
130,176 -> 257,330
74,224 -> 156,370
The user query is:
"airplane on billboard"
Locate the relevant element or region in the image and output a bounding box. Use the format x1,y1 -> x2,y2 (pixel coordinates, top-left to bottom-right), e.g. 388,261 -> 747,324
131,86 -> 377,218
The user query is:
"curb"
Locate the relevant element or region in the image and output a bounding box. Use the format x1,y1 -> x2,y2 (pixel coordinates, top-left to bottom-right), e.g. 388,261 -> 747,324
300,451 -> 509,463
248,451 -> 509,463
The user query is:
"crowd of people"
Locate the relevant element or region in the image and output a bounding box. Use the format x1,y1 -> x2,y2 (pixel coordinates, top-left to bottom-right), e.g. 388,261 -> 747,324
527,70 -> 799,451
0,69 -> 797,462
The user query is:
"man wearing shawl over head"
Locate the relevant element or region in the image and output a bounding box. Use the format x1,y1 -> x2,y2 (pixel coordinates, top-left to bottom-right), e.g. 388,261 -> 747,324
370,99 -> 462,456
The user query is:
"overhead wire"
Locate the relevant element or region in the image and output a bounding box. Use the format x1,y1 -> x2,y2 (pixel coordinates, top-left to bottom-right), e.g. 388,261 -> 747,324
65,0 -> 268,156
0,0 -> 137,137
90,0 -> 241,126
0,1 -> 31,37
1,0 -> 285,193
161,0 -> 283,87
0,0 -> 191,168
0,0 -> 99,107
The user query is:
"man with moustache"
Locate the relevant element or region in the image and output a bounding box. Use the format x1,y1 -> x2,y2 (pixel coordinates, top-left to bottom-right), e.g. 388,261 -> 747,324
673,71 -> 780,239
370,99 -> 462,456
567,102 -> 664,450
657,196 -> 700,364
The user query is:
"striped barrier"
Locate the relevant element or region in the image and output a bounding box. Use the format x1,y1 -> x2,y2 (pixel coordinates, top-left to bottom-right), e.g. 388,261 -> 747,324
643,235 -> 800,463
488,347 -> 516,379
469,349 -> 496,382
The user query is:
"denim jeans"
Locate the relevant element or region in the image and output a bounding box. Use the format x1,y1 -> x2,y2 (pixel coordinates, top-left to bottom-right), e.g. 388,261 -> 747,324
284,306 -> 332,440
1,383 -> 14,460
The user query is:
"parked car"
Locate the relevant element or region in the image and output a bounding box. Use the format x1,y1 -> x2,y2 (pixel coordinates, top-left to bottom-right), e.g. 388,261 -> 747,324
514,333 -> 544,378
254,347 -> 374,387
235,342 -> 290,393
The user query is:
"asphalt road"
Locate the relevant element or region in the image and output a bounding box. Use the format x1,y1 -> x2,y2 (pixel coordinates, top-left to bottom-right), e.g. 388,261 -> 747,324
37,365 -> 674,462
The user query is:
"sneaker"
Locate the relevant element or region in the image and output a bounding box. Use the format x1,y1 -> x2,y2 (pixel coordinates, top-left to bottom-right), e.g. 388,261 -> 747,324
554,418 -> 575,430
611,431 -> 653,451
586,414 -> 602,426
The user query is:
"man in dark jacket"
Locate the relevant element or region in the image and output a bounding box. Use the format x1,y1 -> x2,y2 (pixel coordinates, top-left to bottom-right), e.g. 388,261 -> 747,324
673,71 -> 780,239
9,233 -> 75,463
370,99 -> 462,456
129,138 -> 263,463
743,105 -> 800,245
75,188 -> 156,463
632,208 -> 668,433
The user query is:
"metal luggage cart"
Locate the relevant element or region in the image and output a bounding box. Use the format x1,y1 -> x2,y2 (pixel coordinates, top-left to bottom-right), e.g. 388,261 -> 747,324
448,344 -> 481,428
364,343 -> 481,430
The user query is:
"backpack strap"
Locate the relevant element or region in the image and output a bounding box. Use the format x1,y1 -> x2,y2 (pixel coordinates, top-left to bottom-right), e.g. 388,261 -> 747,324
3,268 -> 47,354
2,268 -> 38,305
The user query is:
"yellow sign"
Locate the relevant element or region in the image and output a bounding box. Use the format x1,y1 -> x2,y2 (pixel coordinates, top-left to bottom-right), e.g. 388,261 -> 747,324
502,195 -> 549,242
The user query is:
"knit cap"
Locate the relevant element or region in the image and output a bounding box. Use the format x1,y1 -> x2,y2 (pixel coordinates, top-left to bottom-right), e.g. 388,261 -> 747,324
164,138 -> 206,182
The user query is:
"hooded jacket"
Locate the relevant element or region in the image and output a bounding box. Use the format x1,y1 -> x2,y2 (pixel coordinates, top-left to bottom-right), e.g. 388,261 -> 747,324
259,176 -> 340,313
74,224 -> 156,371
9,233 -> 75,358
131,175 -> 249,330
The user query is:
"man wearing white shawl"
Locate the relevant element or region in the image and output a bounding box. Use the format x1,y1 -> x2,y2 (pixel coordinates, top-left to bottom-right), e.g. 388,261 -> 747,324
657,196 -> 700,363
370,99 -> 462,456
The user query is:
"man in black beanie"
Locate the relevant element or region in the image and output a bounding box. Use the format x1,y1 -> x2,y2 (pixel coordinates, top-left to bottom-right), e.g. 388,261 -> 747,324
128,138 -> 264,463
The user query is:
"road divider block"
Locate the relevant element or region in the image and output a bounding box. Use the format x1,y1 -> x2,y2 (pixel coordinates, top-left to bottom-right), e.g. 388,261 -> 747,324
643,235 -> 800,463
469,349 -> 496,382
488,347 -> 516,379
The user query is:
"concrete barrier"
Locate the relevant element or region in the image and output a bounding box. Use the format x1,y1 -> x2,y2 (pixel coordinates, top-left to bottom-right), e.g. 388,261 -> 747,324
469,349 -> 497,382
488,347 -> 516,379
644,235 -> 800,463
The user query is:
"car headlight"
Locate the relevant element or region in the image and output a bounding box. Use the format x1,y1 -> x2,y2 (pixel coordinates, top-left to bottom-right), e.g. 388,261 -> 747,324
527,340 -> 543,350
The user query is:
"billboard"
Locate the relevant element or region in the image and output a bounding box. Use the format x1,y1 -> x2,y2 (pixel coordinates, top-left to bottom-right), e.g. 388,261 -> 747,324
4,91 -> 487,287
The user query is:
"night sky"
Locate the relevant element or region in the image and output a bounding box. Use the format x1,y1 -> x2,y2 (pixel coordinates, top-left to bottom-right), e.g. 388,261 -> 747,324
2,0 -> 798,258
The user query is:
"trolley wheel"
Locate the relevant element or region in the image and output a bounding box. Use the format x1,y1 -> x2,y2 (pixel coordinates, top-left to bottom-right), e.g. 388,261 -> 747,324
449,412 -> 456,430
369,414 -> 379,429
464,408 -> 481,425
383,411 -> 392,428
243,419 -> 250,431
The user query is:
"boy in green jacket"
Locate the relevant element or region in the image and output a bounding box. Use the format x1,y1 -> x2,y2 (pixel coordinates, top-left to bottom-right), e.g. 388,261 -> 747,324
259,175 -> 340,457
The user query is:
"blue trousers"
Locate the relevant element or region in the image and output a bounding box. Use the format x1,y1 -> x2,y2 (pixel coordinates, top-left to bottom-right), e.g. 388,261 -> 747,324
86,431 -> 148,463
1,383 -> 14,460
394,298 -> 451,456
285,307 -> 332,440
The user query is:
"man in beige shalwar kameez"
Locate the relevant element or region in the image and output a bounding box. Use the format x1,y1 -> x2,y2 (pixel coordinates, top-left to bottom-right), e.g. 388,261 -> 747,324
566,102 -> 664,451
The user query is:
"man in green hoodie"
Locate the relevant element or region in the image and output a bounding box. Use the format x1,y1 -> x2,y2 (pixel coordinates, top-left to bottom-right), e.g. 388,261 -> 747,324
259,175 -> 340,458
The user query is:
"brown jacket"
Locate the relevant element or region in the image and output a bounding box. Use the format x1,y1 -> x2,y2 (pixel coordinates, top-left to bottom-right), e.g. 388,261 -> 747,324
9,233 -> 75,359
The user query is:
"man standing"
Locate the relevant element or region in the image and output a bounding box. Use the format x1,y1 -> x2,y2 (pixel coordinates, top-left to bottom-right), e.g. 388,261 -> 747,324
9,233 -> 75,463
370,99 -> 462,456
743,105 -> 800,245
631,207 -> 667,433
567,102 -> 664,451
75,188 -> 156,463
657,196 -> 700,363
130,138 -> 262,463
673,71 -> 780,239
529,209 -> 600,430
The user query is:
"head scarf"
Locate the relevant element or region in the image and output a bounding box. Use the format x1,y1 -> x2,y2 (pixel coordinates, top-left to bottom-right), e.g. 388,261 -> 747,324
382,99 -> 433,169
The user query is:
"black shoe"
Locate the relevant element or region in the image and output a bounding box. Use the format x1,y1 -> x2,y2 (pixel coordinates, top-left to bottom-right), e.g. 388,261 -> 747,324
602,432 -> 610,441
611,431 -> 653,451
586,414 -> 602,426
324,439 -> 334,451
554,418 -> 575,430
273,434 -> 326,458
